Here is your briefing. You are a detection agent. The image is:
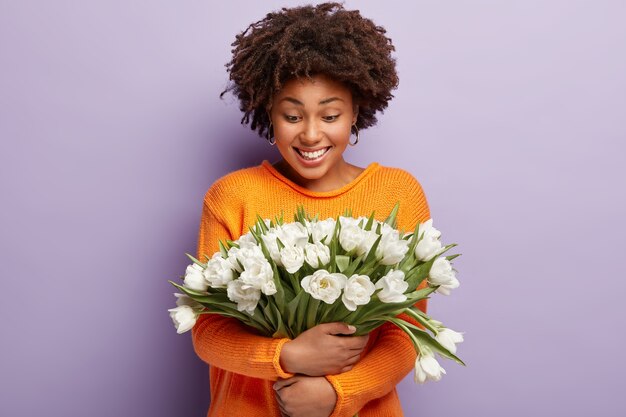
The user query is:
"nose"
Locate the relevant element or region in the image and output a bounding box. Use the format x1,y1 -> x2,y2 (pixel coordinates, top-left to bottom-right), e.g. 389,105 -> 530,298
300,118 -> 323,145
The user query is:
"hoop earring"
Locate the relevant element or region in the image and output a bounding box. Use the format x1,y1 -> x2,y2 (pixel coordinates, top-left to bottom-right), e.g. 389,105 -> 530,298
266,122 -> 275,145
349,124 -> 359,146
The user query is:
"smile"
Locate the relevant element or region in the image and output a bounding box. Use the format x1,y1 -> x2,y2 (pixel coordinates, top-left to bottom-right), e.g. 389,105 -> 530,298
294,146 -> 331,161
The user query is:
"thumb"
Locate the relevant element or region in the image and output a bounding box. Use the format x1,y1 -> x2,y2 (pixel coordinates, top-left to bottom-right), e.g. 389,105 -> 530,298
323,322 -> 357,336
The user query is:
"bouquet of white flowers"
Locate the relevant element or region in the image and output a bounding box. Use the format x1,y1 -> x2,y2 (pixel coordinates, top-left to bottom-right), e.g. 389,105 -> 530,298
169,203 -> 465,383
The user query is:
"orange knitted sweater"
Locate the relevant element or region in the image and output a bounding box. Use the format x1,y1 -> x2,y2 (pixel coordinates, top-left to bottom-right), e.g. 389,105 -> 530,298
192,160 -> 431,417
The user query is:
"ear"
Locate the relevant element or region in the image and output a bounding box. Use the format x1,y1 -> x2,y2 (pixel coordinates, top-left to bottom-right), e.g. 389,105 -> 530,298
352,105 -> 359,125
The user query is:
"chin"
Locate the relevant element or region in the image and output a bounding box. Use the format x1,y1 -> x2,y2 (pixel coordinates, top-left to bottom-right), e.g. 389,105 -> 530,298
292,165 -> 328,180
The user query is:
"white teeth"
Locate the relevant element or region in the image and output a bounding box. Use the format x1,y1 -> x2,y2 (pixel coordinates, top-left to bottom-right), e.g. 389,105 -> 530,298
298,147 -> 329,160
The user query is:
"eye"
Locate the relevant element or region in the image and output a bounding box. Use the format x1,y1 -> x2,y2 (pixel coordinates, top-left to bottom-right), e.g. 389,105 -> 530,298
284,115 -> 300,123
323,115 -> 340,122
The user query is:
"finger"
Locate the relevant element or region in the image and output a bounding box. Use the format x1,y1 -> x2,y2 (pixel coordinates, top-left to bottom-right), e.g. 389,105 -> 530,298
340,364 -> 354,373
274,377 -> 299,391
324,322 -> 356,336
345,352 -> 362,366
275,392 -> 286,407
346,334 -> 370,348
275,394 -> 289,416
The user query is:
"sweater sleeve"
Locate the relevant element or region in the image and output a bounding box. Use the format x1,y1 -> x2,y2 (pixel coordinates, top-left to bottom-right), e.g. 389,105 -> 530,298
325,174 -> 431,416
190,195 -> 294,381
325,288 -> 427,416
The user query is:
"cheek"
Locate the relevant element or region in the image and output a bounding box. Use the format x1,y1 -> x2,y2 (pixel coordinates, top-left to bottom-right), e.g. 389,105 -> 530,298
273,123 -> 297,139
328,124 -> 352,143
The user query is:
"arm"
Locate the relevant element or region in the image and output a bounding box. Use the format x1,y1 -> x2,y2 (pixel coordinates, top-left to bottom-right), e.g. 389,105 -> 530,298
325,293 -> 427,416
325,174 -> 432,416
190,197 -> 294,381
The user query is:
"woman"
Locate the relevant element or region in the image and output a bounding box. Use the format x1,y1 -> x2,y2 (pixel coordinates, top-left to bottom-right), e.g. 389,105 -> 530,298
193,3 -> 430,416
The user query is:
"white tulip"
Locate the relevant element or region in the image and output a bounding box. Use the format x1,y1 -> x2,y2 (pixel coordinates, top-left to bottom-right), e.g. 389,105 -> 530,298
376,232 -> 409,265
338,216 -> 361,228
168,305 -> 198,334
280,245 -> 305,273
379,222 -> 395,235
414,351 -> 446,384
261,230 -> 283,265
226,247 -> 243,272
428,257 -> 457,286
204,252 -> 235,288
339,224 -> 363,253
375,269 -> 408,303
277,222 -> 309,248
355,229 -> 379,257
226,279 -> 261,314
236,232 -> 258,247
239,256 -> 276,295
304,241 -> 331,268
309,218 -> 336,244
235,245 -> 266,265
414,219 -> 443,261
301,270 -> 347,304
183,263 -> 209,292
342,274 -> 376,311
417,219 -> 441,239
435,328 -> 464,354
174,293 -> 203,309
261,279 -> 277,296
436,276 -> 460,296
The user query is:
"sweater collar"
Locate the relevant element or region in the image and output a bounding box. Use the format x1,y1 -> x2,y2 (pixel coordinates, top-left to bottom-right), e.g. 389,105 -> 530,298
261,160 -> 380,198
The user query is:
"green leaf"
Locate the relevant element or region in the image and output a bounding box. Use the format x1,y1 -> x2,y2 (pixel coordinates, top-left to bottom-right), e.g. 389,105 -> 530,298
306,298 -> 321,330
341,254 -> 364,277
318,298 -> 342,324
272,302 -> 291,338
329,219 -> 342,273
217,241 -> 229,258
353,320 -> 386,335
271,262 -> 287,314
354,286 -> 437,324
363,234 -> 383,265
226,239 -> 240,248
364,211 -> 376,231
260,297 -> 277,330
405,257 -> 437,290
336,255 -> 350,272
446,253 -> 461,261
400,320 -> 466,366
285,291 -> 304,329
185,252 -> 206,267
383,201 -> 400,229
295,292 -> 310,335
169,280 -> 208,297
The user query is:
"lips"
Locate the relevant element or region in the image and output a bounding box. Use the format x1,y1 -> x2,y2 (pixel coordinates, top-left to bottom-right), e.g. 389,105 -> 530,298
292,146 -> 332,165
293,146 -> 331,158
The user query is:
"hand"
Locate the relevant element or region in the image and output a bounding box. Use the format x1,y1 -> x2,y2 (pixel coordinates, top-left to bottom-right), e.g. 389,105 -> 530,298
280,322 -> 369,376
274,375 -> 337,417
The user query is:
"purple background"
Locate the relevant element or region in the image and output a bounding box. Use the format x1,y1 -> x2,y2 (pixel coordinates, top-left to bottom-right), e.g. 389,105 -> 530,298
1,1 -> 625,416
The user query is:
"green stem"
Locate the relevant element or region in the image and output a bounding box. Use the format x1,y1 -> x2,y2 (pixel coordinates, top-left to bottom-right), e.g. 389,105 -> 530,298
387,318 -> 423,354
403,308 -> 439,335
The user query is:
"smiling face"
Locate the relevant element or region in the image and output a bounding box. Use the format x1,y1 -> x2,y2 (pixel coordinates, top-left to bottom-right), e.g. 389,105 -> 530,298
268,73 -> 359,191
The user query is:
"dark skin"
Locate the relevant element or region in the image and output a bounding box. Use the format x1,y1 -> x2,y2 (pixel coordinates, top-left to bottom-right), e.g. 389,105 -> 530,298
276,323 -> 369,417
269,75 -> 371,416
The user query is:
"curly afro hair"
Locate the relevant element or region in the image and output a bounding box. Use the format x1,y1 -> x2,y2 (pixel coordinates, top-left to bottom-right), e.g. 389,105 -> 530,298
220,2 -> 399,138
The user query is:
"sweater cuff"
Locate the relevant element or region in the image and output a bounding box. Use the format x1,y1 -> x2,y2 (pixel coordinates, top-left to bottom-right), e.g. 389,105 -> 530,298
273,338 -> 295,379
325,374 -> 347,417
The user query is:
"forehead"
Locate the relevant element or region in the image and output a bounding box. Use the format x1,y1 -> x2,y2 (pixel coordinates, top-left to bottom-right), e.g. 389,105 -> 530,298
275,74 -> 353,104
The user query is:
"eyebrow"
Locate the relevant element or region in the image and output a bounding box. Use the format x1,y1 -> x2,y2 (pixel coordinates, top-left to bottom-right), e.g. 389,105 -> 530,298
280,97 -> 344,106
